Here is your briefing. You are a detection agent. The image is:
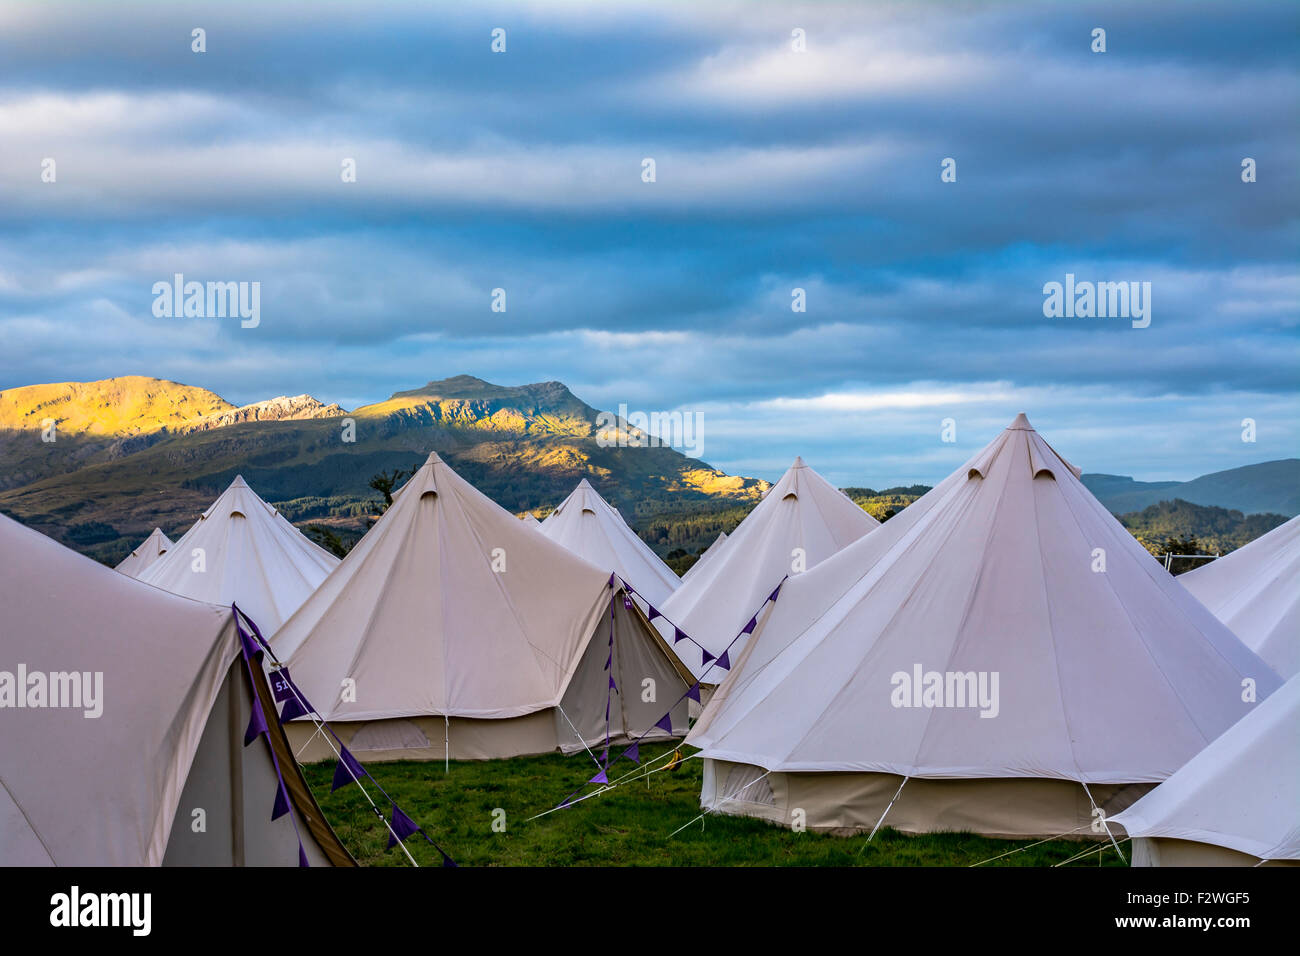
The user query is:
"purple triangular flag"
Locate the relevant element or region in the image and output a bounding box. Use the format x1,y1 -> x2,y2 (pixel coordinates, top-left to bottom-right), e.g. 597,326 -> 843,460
386,804 -> 420,848
607,572 -> 616,588
655,712 -> 674,734
717,650 -> 731,670
269,667 -> 295,702
237,623 -> 260,660
589,769 -> 608,785
647,606 -> 661,621
442,852 -> 458,868
608,675 -> 618,691
742,616 -> 758,634
701,648 -> 715,665
279,693 -> 309,723
298,842 -> 309,867
605,699 -> 610,720
331,747 -> 365,792
687,683 -> 701,702
768,583 -> 783,602
624,742 -> 640,764
673,627 -> 687,644
272,781 -> 290,821
604,652 -> 612,671
244,700 -> 268,746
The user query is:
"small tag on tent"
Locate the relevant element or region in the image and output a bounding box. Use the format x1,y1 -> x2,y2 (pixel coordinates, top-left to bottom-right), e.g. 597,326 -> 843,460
673,627 -> 687,644
243,700 -> 268,746
716,650 -> 731,670
331,747 -> 365,792
272,781 -> 290,821
741,616 -> 758,634
386,804 -> 420,849
279,694 -> 309,723
647,606 -> 661,621
269,667 -> 295,703
623,742 -> 640,764
701,648 -> 715,665
687,683 -> 701,703
622,593 -> 633,610
655,712 -> 674,734
589,769 -> 608,785
298,842 -> 309,868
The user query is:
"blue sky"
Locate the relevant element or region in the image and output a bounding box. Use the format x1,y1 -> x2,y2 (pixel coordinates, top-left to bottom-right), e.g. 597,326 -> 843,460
0,0 -> 1296,487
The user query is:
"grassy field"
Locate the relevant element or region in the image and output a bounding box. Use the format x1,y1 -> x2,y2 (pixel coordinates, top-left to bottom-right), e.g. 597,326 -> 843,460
300,743 -> 1127,867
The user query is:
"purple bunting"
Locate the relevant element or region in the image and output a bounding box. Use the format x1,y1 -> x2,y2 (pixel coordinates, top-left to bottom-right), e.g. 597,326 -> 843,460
299,842 -> 309,867
442,852 -> 458,868
647,606 -> 661,621
655,712 -> 674,734
768,583 -> 783,603
673,627 -> 687,644
701,648 -> 715,665
237,624 -> 260,661
742,616 -> 758,634
607,572 -> 616,588
687,683 -> 701,702
716,650 -> 731,670
269,667 -> 296,703
608,675 -> 618,691
279,694 -> 310,723
624,742 -> 640,764
386,804 -> 420,849
272,781 -> 290,821
604,652 -> 612,671
589,769 -> 608,785
331,747 -> 365,792
605,699 -> 610,721
244,699 -> 268,746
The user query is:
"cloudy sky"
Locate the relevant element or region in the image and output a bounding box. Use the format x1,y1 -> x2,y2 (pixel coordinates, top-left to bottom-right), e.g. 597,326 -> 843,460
0,0 -> 1295,487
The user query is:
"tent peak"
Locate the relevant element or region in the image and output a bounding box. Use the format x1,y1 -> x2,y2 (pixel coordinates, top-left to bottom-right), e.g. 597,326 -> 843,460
424,450 -> 444,466
791,455 -> 807,468
1007,413 -> 1034,431
230,474 -> 249,488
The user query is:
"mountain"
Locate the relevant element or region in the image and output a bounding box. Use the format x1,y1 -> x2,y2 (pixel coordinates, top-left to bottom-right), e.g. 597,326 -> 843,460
1083,460 -> 1300,517
0,374 -> 769,564
1118,499 -> 1290,558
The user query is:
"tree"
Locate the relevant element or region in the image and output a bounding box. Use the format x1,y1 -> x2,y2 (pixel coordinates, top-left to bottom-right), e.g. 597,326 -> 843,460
369,465 -> 419,512
305,525 -> 349,559
1159,535 -> 1213,575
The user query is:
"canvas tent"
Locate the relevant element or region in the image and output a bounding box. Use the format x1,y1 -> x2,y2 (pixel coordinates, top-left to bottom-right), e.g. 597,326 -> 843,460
681,532 -> 728,584
115,526 -> 174,578
136,476 -> 339,635
540,478 -> 680,609
1111,673 -> 1300,867
0,512 -> 352,866
688,415 -> 1282,840
522,513 -> 543,528
656,457 -> 879,682
1179,514 -> 1300,678
271,452 -> 693,763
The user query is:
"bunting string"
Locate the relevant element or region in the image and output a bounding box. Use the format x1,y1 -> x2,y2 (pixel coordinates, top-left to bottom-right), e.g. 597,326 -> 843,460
232,604 -> 456,867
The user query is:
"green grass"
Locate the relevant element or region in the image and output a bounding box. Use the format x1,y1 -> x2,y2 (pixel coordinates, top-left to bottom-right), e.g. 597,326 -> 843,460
300,743 -> 1127,867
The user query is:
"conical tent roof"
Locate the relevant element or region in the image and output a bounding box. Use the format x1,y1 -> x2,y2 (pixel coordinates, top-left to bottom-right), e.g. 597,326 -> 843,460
681,532 -> 728,584
115,526 -> 174,577
689,415 -> 1281,782
0,511 -> 236,864
136,476 -> 339,634
272,452 -> 672,722
539,478 -> 680,608
1111,673 -> 1300,862
522,513 -> 542,527
657,457 -> 879,681
1180,514 -> 1300,678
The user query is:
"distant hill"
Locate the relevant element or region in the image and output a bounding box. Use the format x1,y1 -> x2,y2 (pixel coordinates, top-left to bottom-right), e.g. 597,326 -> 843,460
1083,459 -> 1300,517
1117,499 -> 1290,558
0,374 -> 769,564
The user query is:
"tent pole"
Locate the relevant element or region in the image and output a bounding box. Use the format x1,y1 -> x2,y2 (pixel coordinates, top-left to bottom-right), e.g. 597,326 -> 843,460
444,714 -> 449,775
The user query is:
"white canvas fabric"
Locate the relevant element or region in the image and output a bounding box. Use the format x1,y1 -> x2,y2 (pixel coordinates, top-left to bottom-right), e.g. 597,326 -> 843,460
136,476 -> 339,634
272,452 -> 690,739
681,532 -> 728,584
115,526 -> 174,577
657,457 -> 879,681
540,479 -> 680,608
0,511 -> 236,865
522,513 -> 542,528
1179,515 -> 1300,678
690,415 -> 1281,785
1112,673 -> 1300,864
